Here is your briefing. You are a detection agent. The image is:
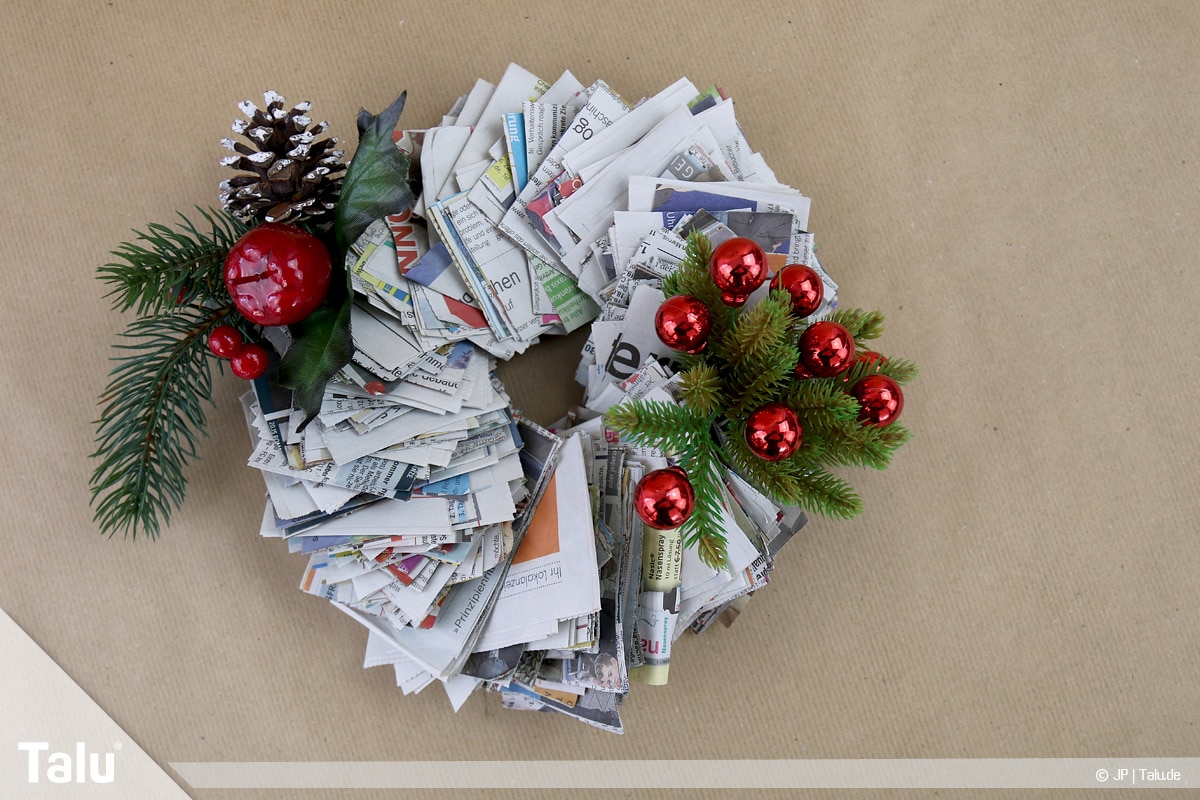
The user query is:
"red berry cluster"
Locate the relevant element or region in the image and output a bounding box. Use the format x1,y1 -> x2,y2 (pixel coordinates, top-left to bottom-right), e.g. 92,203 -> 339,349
207,325 -> 269,380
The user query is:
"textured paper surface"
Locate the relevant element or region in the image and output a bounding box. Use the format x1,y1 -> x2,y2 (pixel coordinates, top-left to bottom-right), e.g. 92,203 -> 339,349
2,2 -> 1198,798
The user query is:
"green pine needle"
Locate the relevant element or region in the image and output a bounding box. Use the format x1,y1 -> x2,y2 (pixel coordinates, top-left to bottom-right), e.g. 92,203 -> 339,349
721,291 -> 794,362
723,423 -> 862,519
90,303 -> 241,539
786,379 -> 862,426
678,363 -> 725,417
98,209 -> 247,316
839,353 -> 920,387
91,209 -> 251,540
605,399 -> 711,455
828,307 -> 886,341
674,437 -> 730,569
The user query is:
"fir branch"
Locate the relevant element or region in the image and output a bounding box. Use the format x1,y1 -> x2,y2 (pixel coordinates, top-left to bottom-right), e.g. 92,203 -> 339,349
828,307 -> 886,341
722,424 -> 862,518
727,357 -> 795,420
786,379 -> 861,426
719,291 -> 793,363
674,436 -> 730,569
604,399 -> 711,457
723,293 -> 800,418
98,209 -> 248,315
785,462 -> 863,519
875,355 -> 919,385
678,363 -> 724,417
839,353 -> 919,388
799,398 -> 910,470
607,398 -> 729,566
90,303 -> 239,539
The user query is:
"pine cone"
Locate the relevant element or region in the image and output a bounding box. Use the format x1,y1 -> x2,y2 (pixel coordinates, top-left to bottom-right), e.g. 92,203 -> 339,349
219,91 -> 347,227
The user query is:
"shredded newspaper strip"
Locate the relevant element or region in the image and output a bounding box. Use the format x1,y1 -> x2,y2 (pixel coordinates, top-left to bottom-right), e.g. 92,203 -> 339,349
245,66 -> 817,733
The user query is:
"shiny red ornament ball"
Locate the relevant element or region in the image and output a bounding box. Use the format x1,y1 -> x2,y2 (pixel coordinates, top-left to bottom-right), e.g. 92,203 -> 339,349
654,295 -> 713,354
230,343 -> 270,380
850,374 -> 904,427
709,237 -> 767,307
744,402 -> 802,461
796,321 -> 856,378
633,466 -> 696,530
770,263 -> 824,317
224,223 -> 332,326
858,350 -> 884,369
841,350 -> 885,382
207,325 -> 243,358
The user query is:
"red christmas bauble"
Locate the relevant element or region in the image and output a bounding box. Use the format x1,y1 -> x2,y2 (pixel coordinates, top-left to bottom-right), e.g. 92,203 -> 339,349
850,374 -> 904,427
857,350 -> 884,369
770,263 -> 824,317
633,467 -> 696,530
842,350 -> 886,382
796,321 -> 856,378
224,223 -> 332,326
709,237 -> 767,307
207,325 -> 243,359
230,343 -> 270,380
744,402 -> 802,461
654,295 -> 713,354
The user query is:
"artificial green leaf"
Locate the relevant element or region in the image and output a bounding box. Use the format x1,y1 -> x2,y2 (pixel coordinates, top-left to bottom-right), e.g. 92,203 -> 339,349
282,91 -> 417,421
334,92 -> 417,256
279,300 -> 353,425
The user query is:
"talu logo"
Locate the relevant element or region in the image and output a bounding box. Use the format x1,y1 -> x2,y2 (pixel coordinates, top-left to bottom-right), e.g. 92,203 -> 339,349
17,741 -> 117,784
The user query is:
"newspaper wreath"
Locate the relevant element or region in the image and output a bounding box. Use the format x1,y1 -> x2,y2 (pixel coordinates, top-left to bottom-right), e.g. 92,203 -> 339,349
91,65 -> 915,733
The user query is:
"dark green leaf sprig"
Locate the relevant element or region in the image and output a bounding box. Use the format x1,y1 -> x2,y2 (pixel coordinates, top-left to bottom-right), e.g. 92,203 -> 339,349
281,92 -> 418,424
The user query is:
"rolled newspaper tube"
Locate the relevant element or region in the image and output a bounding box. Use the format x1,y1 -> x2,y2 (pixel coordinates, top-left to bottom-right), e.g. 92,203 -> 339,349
629,523 -> 683,685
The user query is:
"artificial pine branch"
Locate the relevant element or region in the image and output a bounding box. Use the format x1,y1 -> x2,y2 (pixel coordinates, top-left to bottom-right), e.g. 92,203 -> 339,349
90,302 -> 241,539
722,292 -> 799,418
720,290 -> 793,362
875,356 -> 919,385
604,399 -> 711,457
674,437 -> 730,569
828,307 -> 886,341
727,357 -> 794,420
801,404 -> 911,470
786,379 -> 861,426
839,354 -> 920,387
722,425 -> 862,518
678,363 -> 724,416
97,209 -> 248,316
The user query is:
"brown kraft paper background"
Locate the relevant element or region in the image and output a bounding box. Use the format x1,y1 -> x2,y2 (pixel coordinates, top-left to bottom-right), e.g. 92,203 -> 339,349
1,1 -> 1197,798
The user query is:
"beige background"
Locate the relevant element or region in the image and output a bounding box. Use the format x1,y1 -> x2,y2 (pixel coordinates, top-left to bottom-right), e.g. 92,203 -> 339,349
2,1 -> 1198,798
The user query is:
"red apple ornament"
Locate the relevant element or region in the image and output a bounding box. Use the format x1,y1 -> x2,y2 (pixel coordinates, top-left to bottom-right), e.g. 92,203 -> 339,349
224,223 -> 332,326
